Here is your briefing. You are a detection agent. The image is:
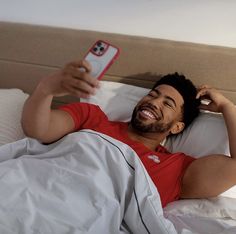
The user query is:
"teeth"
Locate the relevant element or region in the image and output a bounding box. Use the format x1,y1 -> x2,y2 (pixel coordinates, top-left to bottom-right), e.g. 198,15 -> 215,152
142,110 -> 156,119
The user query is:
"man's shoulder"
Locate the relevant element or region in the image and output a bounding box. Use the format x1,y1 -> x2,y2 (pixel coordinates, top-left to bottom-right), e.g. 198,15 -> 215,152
59,102 -> 105,114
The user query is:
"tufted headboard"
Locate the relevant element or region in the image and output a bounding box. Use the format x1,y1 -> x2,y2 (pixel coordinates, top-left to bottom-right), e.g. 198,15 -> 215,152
1,21 -> 236,105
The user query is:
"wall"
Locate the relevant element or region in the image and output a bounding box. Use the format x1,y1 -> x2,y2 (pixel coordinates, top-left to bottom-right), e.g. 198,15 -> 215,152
0,0 -> 236,48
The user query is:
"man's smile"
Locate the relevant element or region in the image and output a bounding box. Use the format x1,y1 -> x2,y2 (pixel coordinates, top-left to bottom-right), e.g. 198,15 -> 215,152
140,109 -> 157,120
138,105 -> 162,121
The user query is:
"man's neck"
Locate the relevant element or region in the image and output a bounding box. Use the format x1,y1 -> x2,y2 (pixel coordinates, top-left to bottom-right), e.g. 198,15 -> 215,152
127,125 -> 167,151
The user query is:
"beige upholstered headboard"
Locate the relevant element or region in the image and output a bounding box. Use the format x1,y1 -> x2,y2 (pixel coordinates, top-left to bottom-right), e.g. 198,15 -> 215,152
1,21 -> 236,105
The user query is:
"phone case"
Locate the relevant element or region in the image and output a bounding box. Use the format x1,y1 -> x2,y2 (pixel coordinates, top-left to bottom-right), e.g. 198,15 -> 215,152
84,40 -> 120,80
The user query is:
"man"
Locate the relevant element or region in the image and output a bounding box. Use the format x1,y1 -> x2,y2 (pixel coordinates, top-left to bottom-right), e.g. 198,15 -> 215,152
22,59 -> 236,207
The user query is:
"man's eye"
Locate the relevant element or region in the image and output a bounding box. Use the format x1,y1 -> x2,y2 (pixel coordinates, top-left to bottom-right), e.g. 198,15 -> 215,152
164,101 -> 172,108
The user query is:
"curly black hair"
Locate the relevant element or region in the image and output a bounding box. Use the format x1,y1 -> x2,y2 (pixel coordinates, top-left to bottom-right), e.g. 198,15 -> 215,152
152,72 -> 200,129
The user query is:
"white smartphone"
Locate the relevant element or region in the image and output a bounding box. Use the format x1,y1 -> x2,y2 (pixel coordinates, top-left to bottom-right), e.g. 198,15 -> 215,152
84,40 -> 120,80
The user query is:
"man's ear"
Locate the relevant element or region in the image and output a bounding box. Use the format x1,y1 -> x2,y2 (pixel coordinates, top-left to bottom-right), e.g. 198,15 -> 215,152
170,121 -> 185,135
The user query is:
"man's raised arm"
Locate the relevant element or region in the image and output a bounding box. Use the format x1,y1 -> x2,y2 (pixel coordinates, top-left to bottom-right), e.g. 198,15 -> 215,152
181,85 -> 236,199
21,60 -> 99,143
196,85 -> 236,159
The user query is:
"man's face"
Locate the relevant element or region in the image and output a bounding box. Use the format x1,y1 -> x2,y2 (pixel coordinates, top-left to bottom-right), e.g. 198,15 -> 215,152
130,84 -> 184,134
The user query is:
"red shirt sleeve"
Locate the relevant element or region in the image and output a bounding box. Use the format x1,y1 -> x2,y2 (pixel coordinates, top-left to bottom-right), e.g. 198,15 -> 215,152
58,102 -> 108,131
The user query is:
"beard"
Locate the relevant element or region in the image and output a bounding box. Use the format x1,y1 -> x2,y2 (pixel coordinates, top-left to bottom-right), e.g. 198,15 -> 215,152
130,106 -> 174,134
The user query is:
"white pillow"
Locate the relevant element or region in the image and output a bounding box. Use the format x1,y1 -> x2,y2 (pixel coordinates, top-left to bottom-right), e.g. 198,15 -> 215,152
0,89 -> 29,146
165,111 -> 230,157
164,196 -> 236,220
81,81 -> 149,122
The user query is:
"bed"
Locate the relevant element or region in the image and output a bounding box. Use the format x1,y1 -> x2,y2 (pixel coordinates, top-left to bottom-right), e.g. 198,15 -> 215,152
1,21 -> 236,234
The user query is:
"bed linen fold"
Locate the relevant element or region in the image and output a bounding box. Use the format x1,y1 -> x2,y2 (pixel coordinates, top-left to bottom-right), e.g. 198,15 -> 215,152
0,129 -> 176,234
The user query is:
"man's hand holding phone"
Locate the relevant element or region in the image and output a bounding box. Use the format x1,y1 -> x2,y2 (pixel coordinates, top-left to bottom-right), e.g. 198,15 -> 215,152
38,60 -> 99,99
39,40 -> 119,99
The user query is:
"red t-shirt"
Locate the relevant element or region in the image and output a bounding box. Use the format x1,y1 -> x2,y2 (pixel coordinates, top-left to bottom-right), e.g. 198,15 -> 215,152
59,102 -> 195,207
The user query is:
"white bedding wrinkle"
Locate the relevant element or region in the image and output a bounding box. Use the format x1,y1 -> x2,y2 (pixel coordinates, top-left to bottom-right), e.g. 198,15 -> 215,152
0,130 -> 176,234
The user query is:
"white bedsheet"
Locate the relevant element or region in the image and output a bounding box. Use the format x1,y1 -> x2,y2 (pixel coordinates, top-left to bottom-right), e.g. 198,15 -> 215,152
0,130 -> 176,234
164,198 -> 236,234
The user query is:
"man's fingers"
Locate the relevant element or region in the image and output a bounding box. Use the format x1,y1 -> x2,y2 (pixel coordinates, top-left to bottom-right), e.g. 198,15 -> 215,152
73,69 -> 100,88
71,78 -> 97,95
198,84 -> 210,90
196,88 -> 208,99
60,59 -> 102,98
64,60 -> 100,88
65,59 -> 92,73
64,85 -> 91,98
62,74 -> 97,97
196,85 -> 212,99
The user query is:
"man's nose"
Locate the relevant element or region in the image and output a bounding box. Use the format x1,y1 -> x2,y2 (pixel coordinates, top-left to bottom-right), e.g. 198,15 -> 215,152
149,97 -> 163,110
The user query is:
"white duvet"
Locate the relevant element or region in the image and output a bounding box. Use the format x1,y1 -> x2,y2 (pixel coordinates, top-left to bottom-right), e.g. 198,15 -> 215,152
0,129 -> 176,234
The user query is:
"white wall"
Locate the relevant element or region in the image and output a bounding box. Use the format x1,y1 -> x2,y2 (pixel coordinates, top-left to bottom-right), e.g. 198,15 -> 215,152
0,0 -> 236,48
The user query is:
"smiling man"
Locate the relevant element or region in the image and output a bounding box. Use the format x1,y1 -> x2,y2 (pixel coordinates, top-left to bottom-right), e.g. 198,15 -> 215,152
128,75 -> 199,152
22,59 -> 236,207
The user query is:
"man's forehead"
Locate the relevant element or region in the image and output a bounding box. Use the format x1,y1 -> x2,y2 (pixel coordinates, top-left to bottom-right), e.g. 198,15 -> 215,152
153,85 -> 184,104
